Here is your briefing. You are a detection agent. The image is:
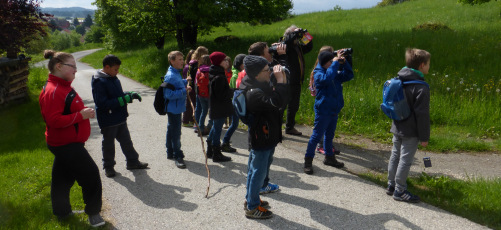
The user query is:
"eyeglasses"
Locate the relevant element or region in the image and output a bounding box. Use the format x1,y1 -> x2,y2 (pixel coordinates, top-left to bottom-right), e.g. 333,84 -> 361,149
62,63 -> 77,70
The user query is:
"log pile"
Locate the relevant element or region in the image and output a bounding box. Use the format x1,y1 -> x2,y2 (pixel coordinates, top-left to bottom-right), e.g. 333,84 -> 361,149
0,57 -> 31,106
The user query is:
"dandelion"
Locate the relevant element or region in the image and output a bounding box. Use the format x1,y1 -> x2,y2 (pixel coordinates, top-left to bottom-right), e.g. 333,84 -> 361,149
445,75 -> 448,78
497,89 -> 500,93
477,88 -> 481,92
447,87 -> 451,91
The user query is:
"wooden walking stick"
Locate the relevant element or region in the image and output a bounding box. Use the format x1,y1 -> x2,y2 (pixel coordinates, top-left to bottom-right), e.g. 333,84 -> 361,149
187,77 -> 211,198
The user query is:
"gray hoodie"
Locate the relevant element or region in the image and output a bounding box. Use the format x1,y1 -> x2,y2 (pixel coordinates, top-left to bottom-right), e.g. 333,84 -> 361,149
390,67 -> 430,142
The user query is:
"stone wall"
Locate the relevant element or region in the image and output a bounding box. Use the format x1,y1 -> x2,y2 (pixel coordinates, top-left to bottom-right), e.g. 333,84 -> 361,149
0,57 -> 31,106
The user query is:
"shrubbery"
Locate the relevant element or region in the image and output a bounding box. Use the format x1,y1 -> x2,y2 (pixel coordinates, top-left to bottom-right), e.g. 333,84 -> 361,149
49,30 -> 81,51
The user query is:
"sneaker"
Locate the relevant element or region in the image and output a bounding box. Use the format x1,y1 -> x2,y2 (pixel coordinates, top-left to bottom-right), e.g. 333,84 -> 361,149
126,161 -> 148,170
245,206 -> 273,219
88,214 -> 105,227
259,183 -> 280,194
104,168 -> 116,178
386,185 -> 395,196
285,127 -> 302,136
243,200 -> 270,210
175,158 -> 186,169
316,147 -> 340,155
221,143 -> 236,153
393,190 -> 420,203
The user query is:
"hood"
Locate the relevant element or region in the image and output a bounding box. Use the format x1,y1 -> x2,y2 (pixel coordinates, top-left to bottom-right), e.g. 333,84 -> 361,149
189,60 -> 198,66
398,67 -> 424,82
199,64 -> 210,72
93,70 -> 113,79
209,65 -> 225,80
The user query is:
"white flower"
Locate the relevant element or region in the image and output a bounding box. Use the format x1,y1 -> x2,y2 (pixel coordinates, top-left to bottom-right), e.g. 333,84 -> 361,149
465,88 -> 470,91
447,87 -> 451,91
374,37 -> 378,40
445,75 -> 449,78
473,84 -> 477,87
360,98 -> 364,101
397,44 -> 400,46
477,88 -> 481,92
460,81 -> 464,84
497,89 -> 500,93
432,73 -> 436,76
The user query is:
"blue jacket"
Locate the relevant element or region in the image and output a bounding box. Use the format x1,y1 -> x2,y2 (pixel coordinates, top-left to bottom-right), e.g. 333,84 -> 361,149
163,66 -> 187,114
91,70 -> 128,128
313,61 -> 354,115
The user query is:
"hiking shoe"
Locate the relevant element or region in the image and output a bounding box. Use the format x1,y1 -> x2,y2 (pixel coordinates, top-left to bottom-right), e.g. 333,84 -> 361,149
316,147 -> 340,155
126,161 -> 148,170
244,200 -> 270,210
245,206 -> 273,219
323,155 -> 344,168
259,183 -> 280,194
221,142 -> 236,153
393,190 -> 420,203
386,185 -> 395,196
104,168 -> 116,178
285,127 -> 302,136
175,158 -> 186,169
304,157 -> 314,175
88,214 -> 105,227
212,146 -> 231,162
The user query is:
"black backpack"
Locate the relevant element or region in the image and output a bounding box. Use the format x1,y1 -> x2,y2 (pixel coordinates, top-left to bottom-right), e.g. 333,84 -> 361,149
153,80 -> 175,115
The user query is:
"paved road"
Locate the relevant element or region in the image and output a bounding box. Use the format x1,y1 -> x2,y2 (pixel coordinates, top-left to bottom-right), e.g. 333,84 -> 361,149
65,49 -> 488,229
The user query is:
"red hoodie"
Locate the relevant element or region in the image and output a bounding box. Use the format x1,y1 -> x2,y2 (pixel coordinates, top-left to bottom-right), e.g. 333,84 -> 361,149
39,74 -> 91,146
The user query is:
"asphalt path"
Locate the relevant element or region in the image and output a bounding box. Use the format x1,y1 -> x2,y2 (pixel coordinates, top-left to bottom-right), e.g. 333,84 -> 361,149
63,49 -> 488,229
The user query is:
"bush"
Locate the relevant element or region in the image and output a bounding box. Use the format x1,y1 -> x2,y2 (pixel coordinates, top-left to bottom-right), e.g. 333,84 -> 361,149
50,30 -> 81,50
377,0 -> 411,7
412,22 -> 452,31
84,25 -> 105,43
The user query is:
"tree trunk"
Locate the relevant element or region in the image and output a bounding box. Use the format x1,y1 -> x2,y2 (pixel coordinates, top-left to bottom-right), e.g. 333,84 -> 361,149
155,36 -> 165,49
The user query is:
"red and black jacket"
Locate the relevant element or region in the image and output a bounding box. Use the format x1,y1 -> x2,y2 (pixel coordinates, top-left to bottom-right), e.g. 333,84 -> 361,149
39,74 -> 91,146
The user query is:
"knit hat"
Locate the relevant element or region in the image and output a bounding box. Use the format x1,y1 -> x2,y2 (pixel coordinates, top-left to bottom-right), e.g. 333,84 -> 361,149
244,55 -> 269,79
209,51 -> 226,66
233,54 -> 246,70
318,51 -> 335,67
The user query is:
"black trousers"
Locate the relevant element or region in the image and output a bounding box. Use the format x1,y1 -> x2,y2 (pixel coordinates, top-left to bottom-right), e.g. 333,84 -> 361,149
101,123 -> 140,169
48,143 -> 102,216
283,84 -> 301,130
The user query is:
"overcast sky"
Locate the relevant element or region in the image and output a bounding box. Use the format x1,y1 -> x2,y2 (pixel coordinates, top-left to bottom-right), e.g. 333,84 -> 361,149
40,0 -> 381,14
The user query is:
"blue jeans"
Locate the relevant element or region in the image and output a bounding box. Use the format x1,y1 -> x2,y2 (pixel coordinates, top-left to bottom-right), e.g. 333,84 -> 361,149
387,135 -> 419,191
305,113 -> 338,158
246,148 -> 275,210
222,111 -> 239,144
195,96 -> 209,130
207,118 -> 225,147
166,112 -> 184,159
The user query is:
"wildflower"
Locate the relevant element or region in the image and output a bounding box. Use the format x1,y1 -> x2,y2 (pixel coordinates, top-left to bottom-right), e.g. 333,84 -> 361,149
360,98 -> 364,101
447,87 -> 451,91
497,89 -> 500,93
460,81 -> 464,84
432,73 -> 436,76
477,88 -> 480,92
465,89 -> 469,91
445,75 -> 448,78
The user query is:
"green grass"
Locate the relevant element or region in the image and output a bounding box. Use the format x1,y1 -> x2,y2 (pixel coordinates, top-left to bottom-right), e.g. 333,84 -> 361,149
360,172 -> 501,230
81,0 -> 501,153
0,67 -> 108,229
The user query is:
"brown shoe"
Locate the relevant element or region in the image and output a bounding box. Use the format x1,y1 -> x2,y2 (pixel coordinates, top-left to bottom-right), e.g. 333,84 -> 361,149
285,127 -> 302,136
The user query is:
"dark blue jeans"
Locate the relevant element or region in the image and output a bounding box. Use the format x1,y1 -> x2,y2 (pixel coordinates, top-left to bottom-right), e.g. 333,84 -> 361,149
222,111 -> 239,144
246,147 -> 275,210
100,122 -> 140,169
195,96 -> 209,130
306,113 -> 338,158
166,112 -> 184,159
207,118 -> 225,147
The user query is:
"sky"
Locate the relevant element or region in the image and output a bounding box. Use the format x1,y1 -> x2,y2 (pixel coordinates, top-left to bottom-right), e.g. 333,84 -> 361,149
40,0 -> 382,14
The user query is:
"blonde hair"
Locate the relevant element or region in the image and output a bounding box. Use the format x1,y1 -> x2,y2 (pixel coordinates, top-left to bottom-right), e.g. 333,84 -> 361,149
185,49 -> 195,65
44,50 -> 74,73
191,46 -> 209,63
405,48 -> 431,69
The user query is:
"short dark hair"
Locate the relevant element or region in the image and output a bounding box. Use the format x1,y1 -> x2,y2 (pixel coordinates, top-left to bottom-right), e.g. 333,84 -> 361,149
103,54 -> 121,68
248,42 -> 268,56
405,48 -> 430,70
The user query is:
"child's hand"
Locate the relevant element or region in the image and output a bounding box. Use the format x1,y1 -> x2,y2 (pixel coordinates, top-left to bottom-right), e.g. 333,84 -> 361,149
272,65 -> 285,84
187,85 -> 192,92
126,92 -> 142,102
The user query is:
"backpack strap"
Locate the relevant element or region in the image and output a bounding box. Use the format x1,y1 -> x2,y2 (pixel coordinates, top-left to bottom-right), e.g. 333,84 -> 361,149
62,88 -> 79,134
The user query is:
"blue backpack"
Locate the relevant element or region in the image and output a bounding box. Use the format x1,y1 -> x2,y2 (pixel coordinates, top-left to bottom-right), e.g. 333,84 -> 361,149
380,77 -> 429,121
233,88 -> 260,125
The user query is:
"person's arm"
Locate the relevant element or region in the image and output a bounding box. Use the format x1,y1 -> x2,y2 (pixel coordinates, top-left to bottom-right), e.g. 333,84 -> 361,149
163,78 -> 187,100
337,61 -> 354,83
43,91 -> 85,128
414,86 -> 431,143
92,79 -> 122,110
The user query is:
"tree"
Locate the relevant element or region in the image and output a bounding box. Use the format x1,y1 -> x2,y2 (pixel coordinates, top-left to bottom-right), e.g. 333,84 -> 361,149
75,25 -> 86,35
0,0 -> 51,58
95,0 -> 293,50
83,14 -> 93,27
84,25 -> 104,43
73,17 -> 79,26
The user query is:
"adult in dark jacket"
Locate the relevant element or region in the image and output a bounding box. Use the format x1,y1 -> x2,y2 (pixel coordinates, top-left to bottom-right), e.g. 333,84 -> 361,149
206,51 -> 232,162
241,55 -> 288,219
304,51 -> 354,174
40,50 -> 104,227
92,55 -> 148,177
281,25 -> 313,136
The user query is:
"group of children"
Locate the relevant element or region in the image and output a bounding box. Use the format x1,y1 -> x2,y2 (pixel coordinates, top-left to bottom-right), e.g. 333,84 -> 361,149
39,43 -> 431,225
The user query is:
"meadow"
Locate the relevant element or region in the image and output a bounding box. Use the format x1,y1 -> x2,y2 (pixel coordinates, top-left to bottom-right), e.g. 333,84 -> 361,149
82,0 -> 501,152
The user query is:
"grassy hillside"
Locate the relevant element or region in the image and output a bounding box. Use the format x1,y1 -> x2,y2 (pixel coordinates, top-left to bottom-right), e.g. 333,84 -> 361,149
82,0 -> 501,152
